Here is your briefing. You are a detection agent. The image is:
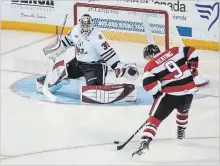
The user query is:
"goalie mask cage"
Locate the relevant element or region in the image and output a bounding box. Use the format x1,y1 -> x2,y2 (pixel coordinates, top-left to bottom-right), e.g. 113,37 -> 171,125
74,1 -> 183,68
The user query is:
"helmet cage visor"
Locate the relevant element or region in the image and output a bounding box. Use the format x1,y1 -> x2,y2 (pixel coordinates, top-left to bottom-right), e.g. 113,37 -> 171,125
79,16 -> 92,34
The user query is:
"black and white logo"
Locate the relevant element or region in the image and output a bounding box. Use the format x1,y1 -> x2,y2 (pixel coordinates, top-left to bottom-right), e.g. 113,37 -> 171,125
11,0 -> 54,11
11,0 -> 54,8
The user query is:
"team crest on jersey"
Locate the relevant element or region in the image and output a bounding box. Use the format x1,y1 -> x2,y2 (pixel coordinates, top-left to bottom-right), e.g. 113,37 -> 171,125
75,42 -> 88,55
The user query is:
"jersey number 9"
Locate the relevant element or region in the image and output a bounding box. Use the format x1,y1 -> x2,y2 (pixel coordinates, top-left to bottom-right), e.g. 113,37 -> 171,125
165,61 -> 183,79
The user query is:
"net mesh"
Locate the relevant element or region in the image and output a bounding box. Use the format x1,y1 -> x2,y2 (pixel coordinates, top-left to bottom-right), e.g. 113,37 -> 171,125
74,1 -> 184,68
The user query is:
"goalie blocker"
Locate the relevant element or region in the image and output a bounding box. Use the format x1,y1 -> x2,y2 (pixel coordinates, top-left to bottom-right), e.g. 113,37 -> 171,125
81,84 -> 138,104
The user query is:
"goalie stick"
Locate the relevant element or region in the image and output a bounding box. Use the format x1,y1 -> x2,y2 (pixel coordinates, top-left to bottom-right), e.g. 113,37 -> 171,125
43,14 -> 68,56
42,14 -> 68,102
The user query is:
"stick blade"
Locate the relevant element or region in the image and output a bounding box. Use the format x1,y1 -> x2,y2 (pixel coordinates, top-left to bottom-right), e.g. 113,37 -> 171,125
117,144 -> 125,150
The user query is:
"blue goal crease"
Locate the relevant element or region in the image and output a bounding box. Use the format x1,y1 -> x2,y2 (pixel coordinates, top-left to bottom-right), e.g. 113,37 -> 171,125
11,75 -> 208,107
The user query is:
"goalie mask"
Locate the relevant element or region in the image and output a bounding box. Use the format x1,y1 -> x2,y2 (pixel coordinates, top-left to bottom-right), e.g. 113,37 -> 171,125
79,14 -> 93,36
143,44 -> 161,60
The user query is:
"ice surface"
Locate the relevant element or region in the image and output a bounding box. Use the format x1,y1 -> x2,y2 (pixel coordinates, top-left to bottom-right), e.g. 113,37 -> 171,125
0,30 -> 219,165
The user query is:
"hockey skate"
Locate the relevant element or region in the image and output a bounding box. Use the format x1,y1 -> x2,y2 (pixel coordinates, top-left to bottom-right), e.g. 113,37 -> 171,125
132,138 -> 151,157
177,126 -> 185,140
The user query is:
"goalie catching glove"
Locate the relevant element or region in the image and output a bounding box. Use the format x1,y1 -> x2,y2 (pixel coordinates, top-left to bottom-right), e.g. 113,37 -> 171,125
115,62 -> 139,80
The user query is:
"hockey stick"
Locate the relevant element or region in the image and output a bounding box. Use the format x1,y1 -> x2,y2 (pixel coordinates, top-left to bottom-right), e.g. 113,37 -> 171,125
43,14 -> 68,56
58,14 -> 68,38
42,14 -> 68,102
117,121 -> 146,150
42,65 -> 57,102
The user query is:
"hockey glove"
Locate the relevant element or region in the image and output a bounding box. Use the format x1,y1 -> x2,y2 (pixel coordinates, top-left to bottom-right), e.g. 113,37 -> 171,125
191,67 -> 198,78
187,62 -> 198,78
153,91 -> 163,100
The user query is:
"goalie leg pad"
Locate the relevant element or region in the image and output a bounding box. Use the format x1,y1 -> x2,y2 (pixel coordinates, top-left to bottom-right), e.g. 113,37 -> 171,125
36,60 -> 69,93
49,60 -> 68,85
81,84 -> 138,104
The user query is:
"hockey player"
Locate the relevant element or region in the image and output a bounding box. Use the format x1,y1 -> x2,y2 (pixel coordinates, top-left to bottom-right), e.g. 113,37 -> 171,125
132,44 -> 198,156
36,14 -> 139,102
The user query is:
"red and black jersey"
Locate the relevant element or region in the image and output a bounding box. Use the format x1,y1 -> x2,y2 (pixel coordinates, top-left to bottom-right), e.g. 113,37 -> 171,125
143,46 -> 198,96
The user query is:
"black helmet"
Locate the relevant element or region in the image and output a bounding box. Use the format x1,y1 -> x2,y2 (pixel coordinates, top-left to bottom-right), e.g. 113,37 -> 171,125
143,44 -> 161,60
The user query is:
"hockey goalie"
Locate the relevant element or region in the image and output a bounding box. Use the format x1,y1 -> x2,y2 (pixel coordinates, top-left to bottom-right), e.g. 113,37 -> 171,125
36,14 -> 139,104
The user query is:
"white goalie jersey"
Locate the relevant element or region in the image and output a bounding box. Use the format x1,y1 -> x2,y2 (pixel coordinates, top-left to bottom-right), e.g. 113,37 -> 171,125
40,18 -> 139,103
61,25 -> 120,70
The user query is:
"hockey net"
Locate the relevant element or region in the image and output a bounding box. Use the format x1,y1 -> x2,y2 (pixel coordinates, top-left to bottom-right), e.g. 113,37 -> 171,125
74,1 -> 184,70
